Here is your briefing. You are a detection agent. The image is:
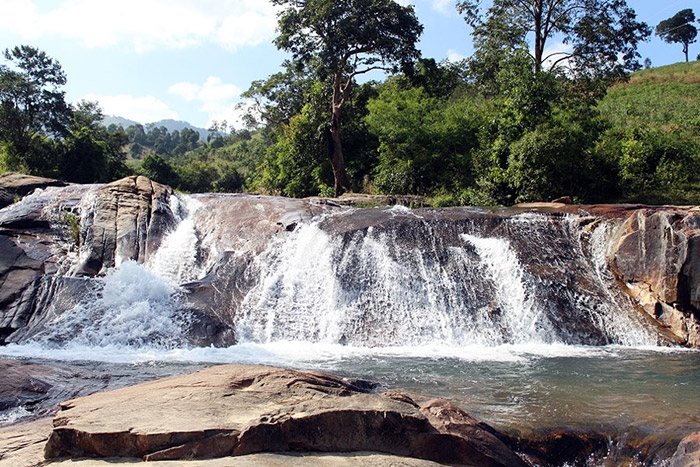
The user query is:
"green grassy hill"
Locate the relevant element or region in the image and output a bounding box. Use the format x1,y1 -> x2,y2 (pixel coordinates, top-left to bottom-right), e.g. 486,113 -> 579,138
596,61 -> 700,204
599,61 -> 700,140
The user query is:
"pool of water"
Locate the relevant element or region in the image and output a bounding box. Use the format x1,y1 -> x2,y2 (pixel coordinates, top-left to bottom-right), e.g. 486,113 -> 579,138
2,342 -> 699,442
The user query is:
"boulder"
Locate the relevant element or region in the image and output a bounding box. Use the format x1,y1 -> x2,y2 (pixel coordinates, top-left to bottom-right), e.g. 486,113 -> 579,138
611,209 -> 700,345
44,364 -> 526,466
0,173 -> 67,209
78,176 -> 177,275
670,431 -> 700,467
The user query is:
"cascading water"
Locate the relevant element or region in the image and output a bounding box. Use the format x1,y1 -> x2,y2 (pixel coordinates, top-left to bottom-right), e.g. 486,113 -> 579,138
234,208 -> 657,348
1,187 -> 662,351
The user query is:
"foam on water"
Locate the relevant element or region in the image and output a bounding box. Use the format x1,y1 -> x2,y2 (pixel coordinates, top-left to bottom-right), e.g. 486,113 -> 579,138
0,339 -> 695,367
32,261 -> 189,349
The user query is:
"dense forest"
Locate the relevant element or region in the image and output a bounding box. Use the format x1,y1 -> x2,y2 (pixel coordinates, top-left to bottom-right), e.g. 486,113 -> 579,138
1,0 -> 699,205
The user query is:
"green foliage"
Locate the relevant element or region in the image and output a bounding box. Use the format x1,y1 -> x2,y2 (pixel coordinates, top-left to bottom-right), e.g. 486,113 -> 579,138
0,47 -> 129,183
61,211 -> 81,246
458,0 -> 650,85
272,0 -> 423,195
140,154 -> 179,187
366,79 -> 480,195
257,105 -> 331,198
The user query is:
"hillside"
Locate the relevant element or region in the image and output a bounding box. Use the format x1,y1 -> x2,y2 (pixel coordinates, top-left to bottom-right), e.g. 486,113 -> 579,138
599,61 -> 700,140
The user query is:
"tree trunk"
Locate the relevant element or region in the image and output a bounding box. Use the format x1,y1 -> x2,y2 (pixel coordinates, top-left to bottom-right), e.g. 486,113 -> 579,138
329,72 -> 349,197
684,42 -> 689,62
329,112 -> 349,197
534,1 -> 543,72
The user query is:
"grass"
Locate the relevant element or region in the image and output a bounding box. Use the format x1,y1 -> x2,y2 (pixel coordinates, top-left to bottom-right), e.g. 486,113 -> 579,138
599,61 -> 700,139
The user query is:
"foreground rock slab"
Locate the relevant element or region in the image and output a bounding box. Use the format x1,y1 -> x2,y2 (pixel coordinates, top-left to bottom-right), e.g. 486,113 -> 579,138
43,364 -> 526,466
671,431 -> 700,467
0,417 -> 52,466
48,452 -> 444,466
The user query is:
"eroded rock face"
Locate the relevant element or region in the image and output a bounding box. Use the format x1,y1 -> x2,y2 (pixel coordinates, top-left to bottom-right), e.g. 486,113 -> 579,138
0,235 -> 44,343
611,209 -> 700,346
0,360 -> 57,412
78,176 -> 176,275
43,364 -> 526,466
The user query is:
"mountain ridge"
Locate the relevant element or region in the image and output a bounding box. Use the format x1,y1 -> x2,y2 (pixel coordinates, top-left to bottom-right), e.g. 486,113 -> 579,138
101,115 -> 210,140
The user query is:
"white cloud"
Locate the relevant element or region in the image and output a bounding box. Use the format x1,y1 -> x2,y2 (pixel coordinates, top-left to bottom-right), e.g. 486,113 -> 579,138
169,76 -> 245,129
540,42 -> 574,71
394,0 -> 455,15
0,0 -> 279,53
80,94 -> 178,123
447,49 -> 467,62
431,0 -> 453,14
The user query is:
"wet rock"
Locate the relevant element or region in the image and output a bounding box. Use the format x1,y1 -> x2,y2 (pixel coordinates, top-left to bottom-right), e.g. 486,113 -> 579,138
78,176 -> 177,275
511,429 -> 609,466
0,360 -> 56,412
671,431 -> 700,467
43,364 -> 526,466
0,235 -> 43,344
0,173 -> 67,209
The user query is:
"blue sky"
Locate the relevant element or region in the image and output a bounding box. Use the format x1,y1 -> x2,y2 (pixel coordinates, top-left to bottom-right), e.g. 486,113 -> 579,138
0,0 -> 697,129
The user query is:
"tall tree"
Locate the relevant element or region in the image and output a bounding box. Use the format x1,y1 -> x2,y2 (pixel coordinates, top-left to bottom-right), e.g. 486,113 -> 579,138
656,9 -> 697,63
0,45 -> 71,171
272,0 -> 422,196
457,0 -> 650,78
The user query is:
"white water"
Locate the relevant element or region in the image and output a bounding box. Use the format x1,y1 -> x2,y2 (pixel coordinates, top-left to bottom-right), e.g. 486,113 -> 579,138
31,261 -> 189,349
147,196 -> 204,284
461,233 -> 552,344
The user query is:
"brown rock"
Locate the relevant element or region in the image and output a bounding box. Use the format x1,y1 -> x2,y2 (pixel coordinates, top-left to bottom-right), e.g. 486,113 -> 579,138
610,210 -> 700,345
670,431 -> 700,467
78,176 -> 176,275
43,364 -> 526,466
613,211 -> 687,304
48,452 -> 445,466
551,196 -> 573,204
0,417 -> 53,466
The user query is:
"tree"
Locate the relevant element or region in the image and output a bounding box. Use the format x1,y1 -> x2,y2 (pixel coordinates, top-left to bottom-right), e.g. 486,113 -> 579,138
272,0 -> 423,196
0,45 -> 71,173
241,60 -> 317,128
656,9 -> 697,63
60,100 -> 129,183
457,0 -> 650,78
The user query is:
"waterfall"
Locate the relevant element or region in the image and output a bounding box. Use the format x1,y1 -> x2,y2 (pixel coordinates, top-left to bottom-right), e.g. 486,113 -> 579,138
233,209 -> 657,347
1,187 -> 663,351
147,196 -> 203,284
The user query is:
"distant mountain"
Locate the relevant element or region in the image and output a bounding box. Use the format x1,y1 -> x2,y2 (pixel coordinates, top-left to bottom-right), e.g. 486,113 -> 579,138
101,116 -> 210,140
102,115 -> 139,128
